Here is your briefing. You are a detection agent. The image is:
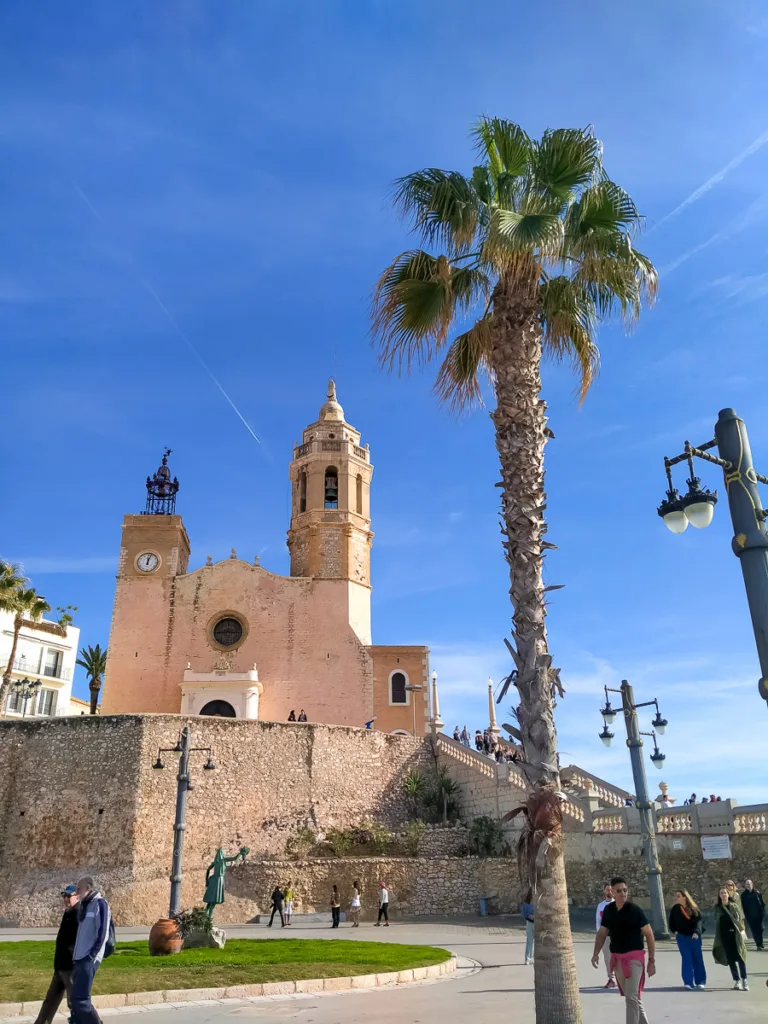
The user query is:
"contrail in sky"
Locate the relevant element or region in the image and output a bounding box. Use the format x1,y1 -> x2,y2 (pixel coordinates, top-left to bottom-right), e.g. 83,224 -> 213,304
654,126 -> 768,229
72,181 -> 263,447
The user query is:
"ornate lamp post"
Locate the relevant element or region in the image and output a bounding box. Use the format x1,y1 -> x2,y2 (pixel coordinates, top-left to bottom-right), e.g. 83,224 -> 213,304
152,726 -> 216,916
599,680 -> 670,939
12,677 -> 41,718
658,408 -> 768,708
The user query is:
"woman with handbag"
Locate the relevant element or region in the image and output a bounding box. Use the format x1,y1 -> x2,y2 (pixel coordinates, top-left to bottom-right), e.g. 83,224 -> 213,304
668,890 -> 706,989
713,885 -> 748,990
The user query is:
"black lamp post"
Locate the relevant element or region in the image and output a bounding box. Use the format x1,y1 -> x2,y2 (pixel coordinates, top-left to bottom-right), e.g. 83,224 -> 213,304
152,727 -> 216,917
12,677 -> 41,718
658,408 -> 768,708
599,680 -> 670,939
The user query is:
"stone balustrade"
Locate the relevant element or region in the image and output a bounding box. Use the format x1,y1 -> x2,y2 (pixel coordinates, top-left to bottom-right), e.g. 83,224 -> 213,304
734,805 -> 768,833
560,765 -> 631,808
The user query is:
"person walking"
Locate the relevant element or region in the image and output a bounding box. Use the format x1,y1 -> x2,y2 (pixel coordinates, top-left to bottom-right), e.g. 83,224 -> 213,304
592,876 -> 655,1024
668,890 -> 706,989
714,884 -> 748,990
268,885 -> 285,927
376,882 -> 389,926
742,879 -> 765,950
595,882 -> 616,988
330,885 -> 341,928
521,888 -> 535,965
33,884 -> 79,1024
284,880 -> 295,926
460,726 -> 471,747
349,880 -> 361,927
71,876 -> 111,1024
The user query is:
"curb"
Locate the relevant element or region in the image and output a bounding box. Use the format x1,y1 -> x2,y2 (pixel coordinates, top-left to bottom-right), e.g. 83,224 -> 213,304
0,956 -> 456,1018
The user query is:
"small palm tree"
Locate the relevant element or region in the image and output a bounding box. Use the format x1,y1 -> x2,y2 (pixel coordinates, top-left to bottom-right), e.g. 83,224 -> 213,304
372,117 -> 656,1024
76,644 -> 108,715
402,766 -> 426,817
0,563 -> 51,712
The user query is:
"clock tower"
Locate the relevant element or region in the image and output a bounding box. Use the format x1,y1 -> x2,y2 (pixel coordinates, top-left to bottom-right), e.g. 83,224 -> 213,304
101,451 -> 190,714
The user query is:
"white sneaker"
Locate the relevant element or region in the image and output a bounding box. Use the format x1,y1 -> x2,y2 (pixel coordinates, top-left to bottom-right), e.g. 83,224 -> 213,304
525,958 -> 533,965
684,984 -> 695,990
733,981 -> 742,990
696,984 -> 706,990
741,980 -> 749,991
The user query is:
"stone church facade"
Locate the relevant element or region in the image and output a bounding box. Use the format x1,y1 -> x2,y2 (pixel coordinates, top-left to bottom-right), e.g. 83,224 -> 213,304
100,383 -> 430,735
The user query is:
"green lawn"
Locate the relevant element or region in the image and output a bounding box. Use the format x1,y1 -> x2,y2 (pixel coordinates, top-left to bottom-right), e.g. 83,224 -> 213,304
0,938 -> 451,1002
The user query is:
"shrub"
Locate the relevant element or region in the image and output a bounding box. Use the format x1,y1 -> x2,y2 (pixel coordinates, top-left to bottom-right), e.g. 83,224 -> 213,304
423,765 -> 460,824
402,767 -> 426,817
325,827 -> 353,857
368,821 -> 393,855
469,816 -> 506,856
172,906 -> 212,940
285,824 -> 317,858
402,819 -> 427,856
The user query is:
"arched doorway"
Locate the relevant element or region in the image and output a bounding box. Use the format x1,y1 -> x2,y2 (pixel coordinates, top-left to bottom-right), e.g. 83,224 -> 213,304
199,699 -> 236,718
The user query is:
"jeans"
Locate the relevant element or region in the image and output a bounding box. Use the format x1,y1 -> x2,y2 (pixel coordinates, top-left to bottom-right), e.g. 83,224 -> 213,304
524,920 -> 534,961
746,916 -> 764,949
71,958 -> 103,1024
377,903 -> 389,923
33,969 -> 72,1024
614,959 -> 649,1024
602,944 -> 614,980
331,906 -> 340,928
728,956 -> 747,981
269,904 -> 285,926
676,933 -> 706,986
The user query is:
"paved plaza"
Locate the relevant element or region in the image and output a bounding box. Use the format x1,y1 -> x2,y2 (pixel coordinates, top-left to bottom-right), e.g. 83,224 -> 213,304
1,917 -> 765,1023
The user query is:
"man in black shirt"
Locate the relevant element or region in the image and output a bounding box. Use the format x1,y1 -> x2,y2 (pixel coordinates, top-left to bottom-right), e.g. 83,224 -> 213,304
34,884 -> 79,1024
592,876 -> 655,1024
742,879 -> 765,950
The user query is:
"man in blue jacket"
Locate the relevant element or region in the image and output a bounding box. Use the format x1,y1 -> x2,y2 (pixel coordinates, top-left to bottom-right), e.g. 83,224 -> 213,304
71,877 -> 111,1024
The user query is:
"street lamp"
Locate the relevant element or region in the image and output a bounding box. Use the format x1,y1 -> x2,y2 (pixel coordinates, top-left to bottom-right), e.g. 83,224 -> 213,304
152,727 -> 217,917
598,680 -> 670,939
658,409 -> 768,708
12,677 -> 41,718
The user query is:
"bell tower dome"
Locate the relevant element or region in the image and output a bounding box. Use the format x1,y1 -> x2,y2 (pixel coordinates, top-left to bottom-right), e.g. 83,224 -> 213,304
287,381 -> 374,640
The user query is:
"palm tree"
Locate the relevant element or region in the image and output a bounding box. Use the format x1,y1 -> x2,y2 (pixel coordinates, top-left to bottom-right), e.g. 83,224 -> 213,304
372,118 -> 656,1024
0,563 -> 51,712
76,644 -> 108,715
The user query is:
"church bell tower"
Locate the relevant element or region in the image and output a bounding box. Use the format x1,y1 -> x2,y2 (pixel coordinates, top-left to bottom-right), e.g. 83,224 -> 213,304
287,381 -> 374,639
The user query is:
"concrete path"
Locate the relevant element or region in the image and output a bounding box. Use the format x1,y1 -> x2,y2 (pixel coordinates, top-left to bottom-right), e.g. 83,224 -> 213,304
2,918 -> 765,1023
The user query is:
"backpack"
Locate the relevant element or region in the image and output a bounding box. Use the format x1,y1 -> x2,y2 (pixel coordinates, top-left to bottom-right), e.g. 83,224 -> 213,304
103,916 -> 116,959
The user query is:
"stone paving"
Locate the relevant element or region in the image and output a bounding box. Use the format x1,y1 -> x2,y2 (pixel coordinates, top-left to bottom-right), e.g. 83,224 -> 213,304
1,917 -> 765,1023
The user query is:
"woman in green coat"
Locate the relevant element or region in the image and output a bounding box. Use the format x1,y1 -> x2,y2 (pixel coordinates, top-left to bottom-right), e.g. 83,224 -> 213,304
713,885 -> 748,991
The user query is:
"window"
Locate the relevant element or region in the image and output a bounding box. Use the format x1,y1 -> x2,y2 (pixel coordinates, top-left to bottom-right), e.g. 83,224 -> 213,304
390,671 -> 408,705
324,467 -> 338,509
299,471 -> 307,514
200,699 -> 237,718
43,649 -> 62,679
6,690 -> 20,712
212,616 -> 244,647
37,689 -> 58,717
356,474 -> 363,515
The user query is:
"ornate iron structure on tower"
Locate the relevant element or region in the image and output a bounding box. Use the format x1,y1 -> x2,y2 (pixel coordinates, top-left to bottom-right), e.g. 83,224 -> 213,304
144,449 -> 179,515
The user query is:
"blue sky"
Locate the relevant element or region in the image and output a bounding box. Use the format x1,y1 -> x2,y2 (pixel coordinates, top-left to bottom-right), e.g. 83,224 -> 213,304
3,0 -> 768,802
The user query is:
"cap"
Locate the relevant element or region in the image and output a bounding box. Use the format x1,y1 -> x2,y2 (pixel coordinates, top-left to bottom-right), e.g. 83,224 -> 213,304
61,884 -> 77,896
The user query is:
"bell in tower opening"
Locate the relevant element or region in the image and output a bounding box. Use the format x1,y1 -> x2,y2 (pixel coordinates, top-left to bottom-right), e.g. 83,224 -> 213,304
324,467 -> 339,509
144,448 -> 179,515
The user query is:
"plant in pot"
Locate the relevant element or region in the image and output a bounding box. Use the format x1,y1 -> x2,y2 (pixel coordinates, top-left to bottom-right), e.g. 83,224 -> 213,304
173,905 -> 225,949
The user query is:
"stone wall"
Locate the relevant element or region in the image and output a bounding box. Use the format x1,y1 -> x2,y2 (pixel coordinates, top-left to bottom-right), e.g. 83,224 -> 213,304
0,715 -> 432,926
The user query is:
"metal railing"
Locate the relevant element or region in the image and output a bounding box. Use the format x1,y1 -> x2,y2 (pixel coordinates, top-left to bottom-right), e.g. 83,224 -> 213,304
4,658 -> 72,681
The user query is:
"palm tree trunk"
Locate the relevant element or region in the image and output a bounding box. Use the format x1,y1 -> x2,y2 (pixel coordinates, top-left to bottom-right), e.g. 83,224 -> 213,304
0,614 -> 23,713
490,286 -> 582,1024
89,679 -> 101,716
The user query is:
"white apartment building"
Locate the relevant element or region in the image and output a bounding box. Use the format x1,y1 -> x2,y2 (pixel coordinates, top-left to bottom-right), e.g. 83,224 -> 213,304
0,610 -> 81,718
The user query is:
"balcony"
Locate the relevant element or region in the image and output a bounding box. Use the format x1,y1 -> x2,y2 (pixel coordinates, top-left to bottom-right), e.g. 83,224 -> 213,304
4,658 -> 72,682
293,439 -> 369,462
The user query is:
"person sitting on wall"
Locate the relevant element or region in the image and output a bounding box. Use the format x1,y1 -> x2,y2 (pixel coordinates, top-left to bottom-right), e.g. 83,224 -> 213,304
287,710 -> 296,722
298,710 -> 308,722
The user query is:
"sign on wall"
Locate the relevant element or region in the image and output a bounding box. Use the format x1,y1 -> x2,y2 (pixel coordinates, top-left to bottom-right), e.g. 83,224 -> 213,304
701,835 -> 732,860
672,839 -> 683,850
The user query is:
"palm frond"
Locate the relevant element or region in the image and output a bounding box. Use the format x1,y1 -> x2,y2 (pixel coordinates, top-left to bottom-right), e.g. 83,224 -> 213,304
539,276 -> 600,401
393,169 -> 480,250
566,180 -> 642,237
472,117 -> 532,180
531,126 -> 603,204
573,238 -> 658,326
433,317 -> 494,410
491,209 -> 564,256
372,250 -> 489,372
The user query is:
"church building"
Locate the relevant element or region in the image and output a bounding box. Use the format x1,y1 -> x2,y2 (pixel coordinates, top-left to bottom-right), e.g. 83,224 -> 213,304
100,382 -> 430,735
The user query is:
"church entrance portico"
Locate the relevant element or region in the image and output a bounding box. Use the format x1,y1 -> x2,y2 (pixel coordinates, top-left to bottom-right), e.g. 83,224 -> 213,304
181,662 -> 263,720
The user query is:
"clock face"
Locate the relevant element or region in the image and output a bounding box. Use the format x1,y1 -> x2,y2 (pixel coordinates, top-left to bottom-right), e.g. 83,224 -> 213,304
137,552 -> 159,573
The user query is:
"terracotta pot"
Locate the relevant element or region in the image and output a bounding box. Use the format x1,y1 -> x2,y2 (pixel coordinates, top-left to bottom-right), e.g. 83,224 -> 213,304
149,918 -> 183,956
